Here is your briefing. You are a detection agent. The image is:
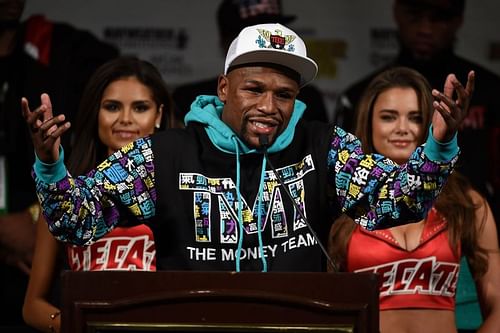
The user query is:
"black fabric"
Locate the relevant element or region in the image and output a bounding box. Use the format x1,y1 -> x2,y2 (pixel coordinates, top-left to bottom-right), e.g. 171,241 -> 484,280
47,22 -> 119,128
0,51 -> 46,212
151,120 -> 335,271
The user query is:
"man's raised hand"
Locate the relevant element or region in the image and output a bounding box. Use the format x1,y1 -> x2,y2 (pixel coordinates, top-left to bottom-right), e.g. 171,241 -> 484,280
21,93 -> 71,163
431,71 -> 475,142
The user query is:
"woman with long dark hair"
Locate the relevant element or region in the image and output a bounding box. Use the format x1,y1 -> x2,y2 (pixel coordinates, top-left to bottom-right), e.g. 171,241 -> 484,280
329,67 -> 500,333
22,56 -> 181,333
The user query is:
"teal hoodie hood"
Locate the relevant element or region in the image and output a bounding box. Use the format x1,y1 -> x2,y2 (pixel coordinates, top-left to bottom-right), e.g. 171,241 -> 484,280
184,95 -> 306,154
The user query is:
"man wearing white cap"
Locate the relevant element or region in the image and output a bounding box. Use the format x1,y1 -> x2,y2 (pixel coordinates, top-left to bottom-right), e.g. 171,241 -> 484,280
23,23 -> 473,272
172,0 -> 328,123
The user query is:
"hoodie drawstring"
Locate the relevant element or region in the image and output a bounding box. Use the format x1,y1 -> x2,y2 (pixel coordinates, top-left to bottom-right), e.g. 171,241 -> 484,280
232,136 -> 268,272
257,154 -> 268,272
233,137 -> 244,272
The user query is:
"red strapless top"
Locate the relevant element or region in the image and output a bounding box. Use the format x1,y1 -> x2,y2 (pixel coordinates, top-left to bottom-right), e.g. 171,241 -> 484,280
347,208 -> 460,310
66,224 -> 156,271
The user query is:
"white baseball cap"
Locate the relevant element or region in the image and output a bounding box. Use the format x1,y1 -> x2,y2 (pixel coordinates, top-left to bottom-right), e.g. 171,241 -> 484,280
224,23 -> 318,87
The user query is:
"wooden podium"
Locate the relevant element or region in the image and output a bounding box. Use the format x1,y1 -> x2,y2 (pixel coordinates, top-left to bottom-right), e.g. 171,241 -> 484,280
60,271 -> 379,333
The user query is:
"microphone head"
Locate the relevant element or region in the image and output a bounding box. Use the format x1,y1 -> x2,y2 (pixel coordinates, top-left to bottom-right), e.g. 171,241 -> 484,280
258,134 -> 270,149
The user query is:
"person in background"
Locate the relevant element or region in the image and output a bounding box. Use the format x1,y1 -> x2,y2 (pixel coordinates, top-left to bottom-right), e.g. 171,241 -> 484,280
0,0 -> 118,330
23,23 -> 472,275
173,0 -> 329,123
329,67 -> 500,333
333,0 -> 500,227
22,56 -> 181,333
333,2 -> 500,330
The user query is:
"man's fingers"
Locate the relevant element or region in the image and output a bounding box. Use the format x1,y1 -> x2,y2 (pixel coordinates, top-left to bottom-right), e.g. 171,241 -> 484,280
432,89 -> 454,112
461,70 -> 475,107
433,100 -> 453,119
39,114 -> 66,132
451,76 -> 471,106
40,93 -> 53,122
21,97 -> 30,117
43,122 -> 71,142
54,122 -> 71,137
443,74 -> 456,98
21,97 -> 38,125
41,93 -> 52,108
465,70 -> 475,95
21,97 -> 49,131
38,114 -> 70,141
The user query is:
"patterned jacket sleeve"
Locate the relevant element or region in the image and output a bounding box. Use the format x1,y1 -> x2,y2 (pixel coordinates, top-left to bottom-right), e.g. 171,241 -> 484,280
327,127 -> 458,230
33,137 -> 156,245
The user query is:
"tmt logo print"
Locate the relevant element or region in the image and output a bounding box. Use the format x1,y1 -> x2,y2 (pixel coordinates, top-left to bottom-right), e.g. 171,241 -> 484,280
179,155 -> 315,244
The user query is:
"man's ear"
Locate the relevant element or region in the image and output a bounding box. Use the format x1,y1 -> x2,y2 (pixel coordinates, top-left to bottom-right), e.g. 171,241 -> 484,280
217,74 -> 228,103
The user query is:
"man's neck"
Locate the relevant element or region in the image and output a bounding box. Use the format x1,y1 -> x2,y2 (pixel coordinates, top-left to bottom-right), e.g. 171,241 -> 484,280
397,46 -> 455,69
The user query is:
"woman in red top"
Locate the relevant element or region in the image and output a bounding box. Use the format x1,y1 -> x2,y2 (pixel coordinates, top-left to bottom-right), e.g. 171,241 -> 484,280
329,67 -> 500,333
22,56 -> 182,332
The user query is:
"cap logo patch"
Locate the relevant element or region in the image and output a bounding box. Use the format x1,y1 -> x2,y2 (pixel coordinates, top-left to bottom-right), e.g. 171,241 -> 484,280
256,29 -> 296,52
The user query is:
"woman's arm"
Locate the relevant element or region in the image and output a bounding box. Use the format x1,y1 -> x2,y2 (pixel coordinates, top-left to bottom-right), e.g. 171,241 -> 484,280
471,191 -> 500,333
23,213 -> 62,333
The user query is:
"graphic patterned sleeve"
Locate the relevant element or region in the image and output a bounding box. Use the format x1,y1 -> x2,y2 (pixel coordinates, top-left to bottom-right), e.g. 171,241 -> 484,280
327,127 -> 458,230
33,137 -> 156,246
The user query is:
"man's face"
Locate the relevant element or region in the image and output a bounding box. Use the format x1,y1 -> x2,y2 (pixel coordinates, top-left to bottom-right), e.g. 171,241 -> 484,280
394,0 -> 463,61
218,66 -> 299,148
0,0 -> 25,24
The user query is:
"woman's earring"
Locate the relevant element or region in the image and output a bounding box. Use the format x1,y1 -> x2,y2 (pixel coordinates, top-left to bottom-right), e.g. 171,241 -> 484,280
155,123 -> 160,129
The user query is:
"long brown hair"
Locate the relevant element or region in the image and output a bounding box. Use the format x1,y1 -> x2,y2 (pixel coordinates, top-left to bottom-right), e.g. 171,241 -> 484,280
68,56 -> 181,175
329,67 -> 488,278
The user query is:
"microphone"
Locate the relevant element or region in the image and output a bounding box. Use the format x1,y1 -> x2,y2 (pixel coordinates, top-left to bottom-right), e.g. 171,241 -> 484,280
259,134 -> 270,148
258,135 -> 338,272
